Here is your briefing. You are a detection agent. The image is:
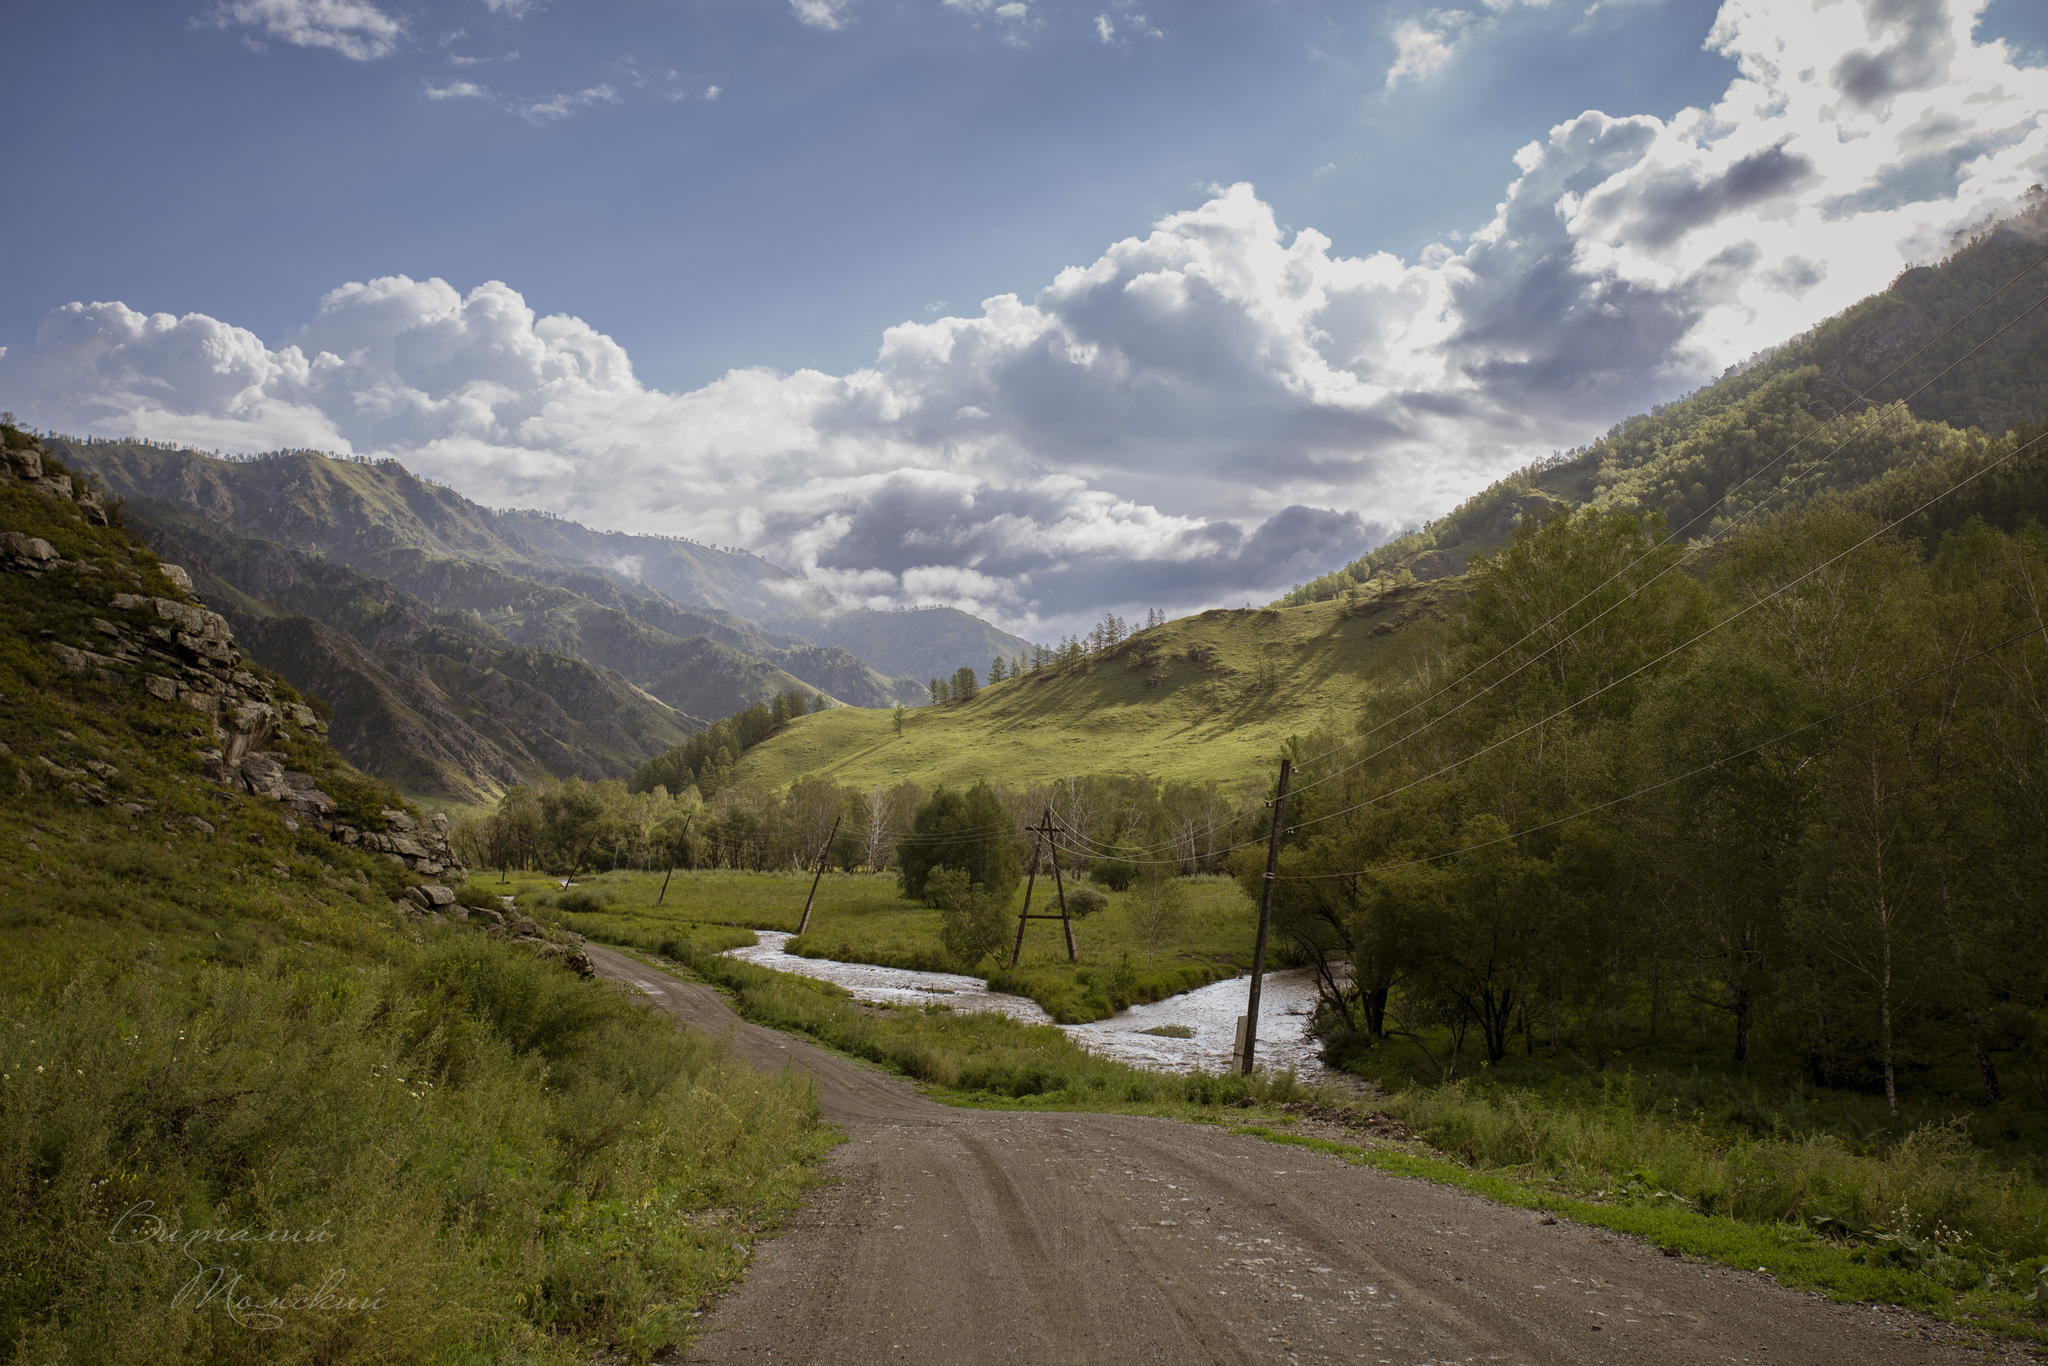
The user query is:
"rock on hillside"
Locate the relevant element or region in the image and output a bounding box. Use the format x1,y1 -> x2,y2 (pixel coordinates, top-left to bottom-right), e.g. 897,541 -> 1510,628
2,433 -> 464,880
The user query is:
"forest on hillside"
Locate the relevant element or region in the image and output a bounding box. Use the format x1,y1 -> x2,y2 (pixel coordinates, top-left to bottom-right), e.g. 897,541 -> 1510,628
1256,497 -> 2047,1121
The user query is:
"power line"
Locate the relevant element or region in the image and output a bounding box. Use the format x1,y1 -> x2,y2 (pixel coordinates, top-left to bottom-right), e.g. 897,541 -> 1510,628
1275,618 -> 2048,882
1273,423 -> 2047,842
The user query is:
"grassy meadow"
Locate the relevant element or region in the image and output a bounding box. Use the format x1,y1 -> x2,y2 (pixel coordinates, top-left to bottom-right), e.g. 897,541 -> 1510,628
517,866 -> 1261,1023
729,589 -> 1451,793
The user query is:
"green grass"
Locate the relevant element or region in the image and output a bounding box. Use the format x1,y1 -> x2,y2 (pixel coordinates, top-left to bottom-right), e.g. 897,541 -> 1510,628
1228,1126 -> 2048,1346
0,451 -> 838,1365
731,591 -> 1452,792
523,867 -> 1260,1023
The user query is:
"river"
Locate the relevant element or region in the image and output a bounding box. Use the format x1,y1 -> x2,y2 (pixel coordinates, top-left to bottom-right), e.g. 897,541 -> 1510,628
726,931 -> 1352,1086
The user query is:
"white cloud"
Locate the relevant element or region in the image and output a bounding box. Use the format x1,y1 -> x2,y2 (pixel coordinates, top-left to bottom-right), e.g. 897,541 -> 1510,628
790,0 -> 854,29
1096,14 -> 1114,42
515,84 -> 620,121
1386,10 -> 1471,88
14,0 -> 2048,634
208,0 -> 403,60
426,80 -> 488,100
705,85 -> 721,100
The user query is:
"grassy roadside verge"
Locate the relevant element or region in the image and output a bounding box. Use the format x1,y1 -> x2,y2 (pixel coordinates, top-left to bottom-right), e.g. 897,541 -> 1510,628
1230,1125 -> 2048,1347
587,928 -> 2048,1352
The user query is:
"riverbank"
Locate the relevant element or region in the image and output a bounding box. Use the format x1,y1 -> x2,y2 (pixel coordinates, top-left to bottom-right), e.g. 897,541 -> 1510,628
518,866 -> 1254,1022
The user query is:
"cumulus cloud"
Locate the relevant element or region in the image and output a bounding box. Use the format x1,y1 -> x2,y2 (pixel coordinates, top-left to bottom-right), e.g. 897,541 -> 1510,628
208,0 -> 404,60
11,0 -> 2048,635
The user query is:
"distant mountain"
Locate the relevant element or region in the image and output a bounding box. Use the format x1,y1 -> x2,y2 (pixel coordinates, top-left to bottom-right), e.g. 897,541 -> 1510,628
810,606 -> 1033,684
52,441 -> 1029,798
127,503 -> 698,802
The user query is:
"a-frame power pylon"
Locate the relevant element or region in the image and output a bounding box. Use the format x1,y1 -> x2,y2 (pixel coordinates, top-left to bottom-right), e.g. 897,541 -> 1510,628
1010,806 -> 1077,966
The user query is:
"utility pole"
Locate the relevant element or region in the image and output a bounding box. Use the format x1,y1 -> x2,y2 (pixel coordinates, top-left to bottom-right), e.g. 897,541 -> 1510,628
656,816 -> 691,906
1011,807 -> 1078,965
1239,757 -> 1292,1076
796,815 -> 842,935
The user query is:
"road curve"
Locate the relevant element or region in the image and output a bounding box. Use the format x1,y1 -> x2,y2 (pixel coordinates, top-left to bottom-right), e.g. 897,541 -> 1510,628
587,943 -> 1997,1365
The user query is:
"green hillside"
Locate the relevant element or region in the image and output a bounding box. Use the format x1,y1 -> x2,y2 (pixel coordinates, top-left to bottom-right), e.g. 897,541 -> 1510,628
733,588 -> 1451,792
721,203 -> 2048,801
0,425 -> 827,1363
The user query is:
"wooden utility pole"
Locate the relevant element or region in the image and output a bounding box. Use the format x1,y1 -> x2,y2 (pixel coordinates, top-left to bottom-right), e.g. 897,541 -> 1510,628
796,815 -> 841,935
1239,757 -> 1292,1076
656,816 -> 692,906
1010,807 -> 1078,965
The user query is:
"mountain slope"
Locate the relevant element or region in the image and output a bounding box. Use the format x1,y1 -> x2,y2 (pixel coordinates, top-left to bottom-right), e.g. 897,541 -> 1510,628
733,589 -> 1451,792
125,502 -> 700,801
1287,199 -> 2048,606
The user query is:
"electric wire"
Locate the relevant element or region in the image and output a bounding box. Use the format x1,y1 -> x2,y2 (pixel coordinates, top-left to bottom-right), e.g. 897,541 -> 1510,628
1274,618 -> 2048,881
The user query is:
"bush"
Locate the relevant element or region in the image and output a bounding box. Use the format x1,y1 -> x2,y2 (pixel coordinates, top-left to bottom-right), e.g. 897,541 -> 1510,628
927,867 -> 1010,970
1064,886 -> 1107,918
1089,849 -> 1139,892
557,887 -> 612,915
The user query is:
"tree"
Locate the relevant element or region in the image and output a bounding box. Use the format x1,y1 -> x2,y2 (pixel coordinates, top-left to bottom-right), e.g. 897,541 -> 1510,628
952,665 -> 979,702
896,782 -> 1021,901
928,867 -> 1011,969
892,704 -> 907,736
989,655 -> 1007,683
1132,864 -> 1189,965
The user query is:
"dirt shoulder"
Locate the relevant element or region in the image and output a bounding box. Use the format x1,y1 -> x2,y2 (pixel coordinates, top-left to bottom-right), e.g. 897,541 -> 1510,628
587,944 -> 2022,1365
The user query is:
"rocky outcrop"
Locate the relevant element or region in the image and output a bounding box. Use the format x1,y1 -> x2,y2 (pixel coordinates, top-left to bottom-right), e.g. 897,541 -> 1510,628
4,439 -> 465,882
401,883 -> 594,975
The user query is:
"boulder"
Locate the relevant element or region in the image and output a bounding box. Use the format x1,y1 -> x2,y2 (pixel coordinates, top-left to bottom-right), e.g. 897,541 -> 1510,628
402,884 -> 458,911
238,754 -> 288,799
1,531 -> 59,569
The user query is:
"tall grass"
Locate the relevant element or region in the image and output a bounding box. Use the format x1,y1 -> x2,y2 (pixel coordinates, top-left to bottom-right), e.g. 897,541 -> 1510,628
0,935 -> 827,1364
1381,1076 -> 2048,1276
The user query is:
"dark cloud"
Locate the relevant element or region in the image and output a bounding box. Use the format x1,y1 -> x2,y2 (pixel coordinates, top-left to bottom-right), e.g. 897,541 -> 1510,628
1602,144 -> 1816,250
1831,0 -> 1953,112
1016,505 -> 1380,616
1820,126 -> 2035,219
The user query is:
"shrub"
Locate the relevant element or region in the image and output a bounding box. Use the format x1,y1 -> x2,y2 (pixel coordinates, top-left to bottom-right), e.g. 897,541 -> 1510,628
1064,886 -> 1107,918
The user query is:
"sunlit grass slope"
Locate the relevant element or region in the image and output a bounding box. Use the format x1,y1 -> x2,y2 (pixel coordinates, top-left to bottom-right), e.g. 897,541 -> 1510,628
734,588 -> 1454,791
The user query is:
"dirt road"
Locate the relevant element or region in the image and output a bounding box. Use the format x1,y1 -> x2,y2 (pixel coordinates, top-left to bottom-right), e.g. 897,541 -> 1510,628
589,944 -> 2001,1365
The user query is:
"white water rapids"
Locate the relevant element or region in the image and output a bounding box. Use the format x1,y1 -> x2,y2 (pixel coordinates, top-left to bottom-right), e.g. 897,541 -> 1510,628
726,931 -> 1353,1086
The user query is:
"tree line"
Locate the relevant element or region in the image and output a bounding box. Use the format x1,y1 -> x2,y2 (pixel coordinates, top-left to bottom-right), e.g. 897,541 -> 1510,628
459,763 -> 1263,892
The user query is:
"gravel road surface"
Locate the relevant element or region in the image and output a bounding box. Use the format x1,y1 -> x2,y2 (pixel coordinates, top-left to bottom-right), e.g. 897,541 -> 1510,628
588,943 -> 2005,1365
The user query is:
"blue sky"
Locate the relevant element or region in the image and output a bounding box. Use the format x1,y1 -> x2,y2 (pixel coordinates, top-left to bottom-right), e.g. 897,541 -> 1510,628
4,0 -> 2047,634
10,0 -> 1753,388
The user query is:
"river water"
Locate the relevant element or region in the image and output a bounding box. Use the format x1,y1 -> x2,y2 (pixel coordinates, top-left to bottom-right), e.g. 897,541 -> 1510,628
726,931 -> 1349,1085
